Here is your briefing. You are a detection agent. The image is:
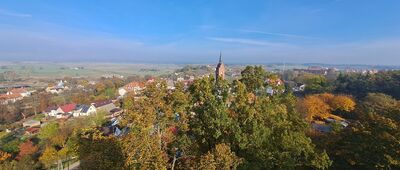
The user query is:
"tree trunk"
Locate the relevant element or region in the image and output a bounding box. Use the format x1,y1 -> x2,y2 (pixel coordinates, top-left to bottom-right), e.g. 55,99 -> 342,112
171,155 -> 177,170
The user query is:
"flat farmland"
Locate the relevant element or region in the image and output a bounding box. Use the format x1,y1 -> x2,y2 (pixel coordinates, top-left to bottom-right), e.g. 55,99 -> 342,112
0,62 -> 181,79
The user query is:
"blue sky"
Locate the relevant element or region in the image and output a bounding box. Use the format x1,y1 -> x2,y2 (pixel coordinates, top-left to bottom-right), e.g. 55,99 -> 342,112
0,0 -> 400,65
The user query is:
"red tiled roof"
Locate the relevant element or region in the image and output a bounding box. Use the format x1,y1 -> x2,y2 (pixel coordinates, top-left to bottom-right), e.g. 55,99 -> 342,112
10,88 -> 28,94
59,103 -> 76,113
26,127 -> 40,134
0,93 -> 22,100
93,100 -> 113,108
124,81 -> 145,91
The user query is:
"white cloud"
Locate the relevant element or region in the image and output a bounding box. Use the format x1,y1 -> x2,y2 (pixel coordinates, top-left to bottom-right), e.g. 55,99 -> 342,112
206,37 -> 288,46
239,29 -> 318,39
0,27 -> 399,65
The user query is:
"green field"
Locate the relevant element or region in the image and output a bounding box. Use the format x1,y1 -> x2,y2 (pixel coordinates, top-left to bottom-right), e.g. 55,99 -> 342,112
0,62 -> 181,79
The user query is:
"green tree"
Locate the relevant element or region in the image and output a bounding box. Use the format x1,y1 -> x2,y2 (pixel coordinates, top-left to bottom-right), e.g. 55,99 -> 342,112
240,66 -> 267,93
189,76 -> 232,152
38,122 -> 59,141
334,71 -> 400,100
189,76 -> 331,169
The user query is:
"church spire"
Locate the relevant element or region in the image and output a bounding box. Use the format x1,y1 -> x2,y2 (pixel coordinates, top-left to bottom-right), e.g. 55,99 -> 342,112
219,51 -> 222,63
215,51 -> 225,80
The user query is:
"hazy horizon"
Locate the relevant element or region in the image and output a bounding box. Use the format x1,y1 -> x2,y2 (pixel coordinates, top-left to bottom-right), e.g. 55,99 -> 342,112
1,0 -> 400,65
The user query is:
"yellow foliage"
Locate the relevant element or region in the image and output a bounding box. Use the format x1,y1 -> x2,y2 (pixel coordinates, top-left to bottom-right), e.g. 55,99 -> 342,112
199,143 -> 242,170
300,93 -> 355,122
39,146 -> 58,168
301,95 -> 331,121
331,95 -> 356,112
0,150 -> 11,162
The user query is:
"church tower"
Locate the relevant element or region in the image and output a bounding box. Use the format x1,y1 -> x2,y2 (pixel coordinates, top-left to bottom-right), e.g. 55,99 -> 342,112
215,52 -> 225,80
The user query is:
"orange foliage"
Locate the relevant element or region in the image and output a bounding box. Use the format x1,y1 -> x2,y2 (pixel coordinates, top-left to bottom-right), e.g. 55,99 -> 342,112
16,140 -> 39,160
301,95 -> 331,121
300,93 -> 356,122
318,93 -> 335,103
0,150 -> 11,162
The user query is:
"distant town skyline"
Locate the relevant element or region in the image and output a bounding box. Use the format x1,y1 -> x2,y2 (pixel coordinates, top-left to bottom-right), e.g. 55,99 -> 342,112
0,0 -> 400,65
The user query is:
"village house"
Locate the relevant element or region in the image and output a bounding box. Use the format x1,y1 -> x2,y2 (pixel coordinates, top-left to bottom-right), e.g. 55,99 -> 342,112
73,104 -> 97,117
46,80 -> 68,94
118,81 -> 145,96
56,113 -> 72,119
57,103 -> 76,114
265,78 -> 285,95
265,78 -> 284,87
0,93 -> 23,105
108,108 -> 123,118
93,100 -> 117,113
166,79 -> 175,90
0,88 -> 33,105
23,119 -> 41,128
293,83 -> 306,92
45,106 -> 59,117
46,103 -> 76,119
8,88 -> 31,97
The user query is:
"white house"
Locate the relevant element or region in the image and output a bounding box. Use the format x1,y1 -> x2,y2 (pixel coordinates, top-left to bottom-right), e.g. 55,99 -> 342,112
48,110 -> 58,117
118,88 -> 128,97
0,88 -> 31,104
73,105 -> 97,117
46,103 -> 76,117
44,106 -> 58,117
46,80 -> 69,94
56,113 -> 71,119
293,83 -> 306,92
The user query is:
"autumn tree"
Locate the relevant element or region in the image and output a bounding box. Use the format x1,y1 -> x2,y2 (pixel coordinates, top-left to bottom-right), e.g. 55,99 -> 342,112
16,140 -> 39,160
39,146 -> 58,169
331,95 -> 356,112
299,95 -> 331,121
95,82 -> 106,95
0,150 -> 11,163
38,92 -> 51,112
318,93 -> 400,169
198,143 -> 242,170
15,155 -> 42,170
165,82 -> 193,169
77,128 -> 124,170
71,92 -> 91,105
122,81 -> 173,169
299,93 -> 356,121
